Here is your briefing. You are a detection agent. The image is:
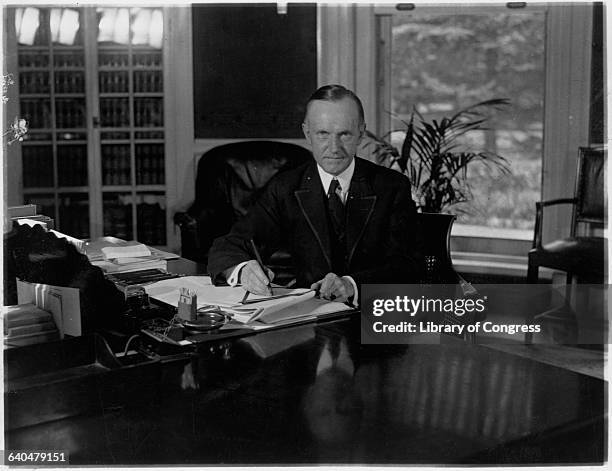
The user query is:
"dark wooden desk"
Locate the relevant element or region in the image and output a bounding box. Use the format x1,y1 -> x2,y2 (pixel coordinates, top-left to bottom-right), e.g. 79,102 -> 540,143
4,313 -> 605,465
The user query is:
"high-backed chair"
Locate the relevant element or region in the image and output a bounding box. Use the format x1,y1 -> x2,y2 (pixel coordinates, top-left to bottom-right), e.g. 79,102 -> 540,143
527,146 -> 606,284
174,141 -> 312,281
524,147 -> 606,344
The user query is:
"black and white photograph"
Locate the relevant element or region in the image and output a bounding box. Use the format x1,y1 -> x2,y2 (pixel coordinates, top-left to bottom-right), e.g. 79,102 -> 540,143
1,1 -> 608,467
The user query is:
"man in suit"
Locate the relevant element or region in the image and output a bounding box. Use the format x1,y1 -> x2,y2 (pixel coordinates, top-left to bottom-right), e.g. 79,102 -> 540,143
208,85 -> 422,303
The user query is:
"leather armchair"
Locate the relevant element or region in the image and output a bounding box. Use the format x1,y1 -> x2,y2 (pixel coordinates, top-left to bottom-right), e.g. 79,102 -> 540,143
174,140 -> 312,282
527,146 -> 606,283
524,147 -> 606,344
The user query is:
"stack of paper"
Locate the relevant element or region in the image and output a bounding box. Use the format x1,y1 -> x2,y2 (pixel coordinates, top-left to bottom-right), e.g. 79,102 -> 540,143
3,303 -> 60,347
144,275 -> 354,327
9,204 -> 55,230
86,238 -> 170,274
16,280 -> 82,338
92,257 -> 167,274
84,237 -> 179,262
101,244 -> 152,259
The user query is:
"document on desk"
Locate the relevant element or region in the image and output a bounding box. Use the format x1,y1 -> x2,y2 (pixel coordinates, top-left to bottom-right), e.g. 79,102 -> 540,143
84,236 -> 179,262
144,276 -> 353,325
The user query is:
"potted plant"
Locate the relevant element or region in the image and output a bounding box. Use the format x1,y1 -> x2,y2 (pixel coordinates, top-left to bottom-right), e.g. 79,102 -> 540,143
365,98 -> 510,213
362,98 -> 510,280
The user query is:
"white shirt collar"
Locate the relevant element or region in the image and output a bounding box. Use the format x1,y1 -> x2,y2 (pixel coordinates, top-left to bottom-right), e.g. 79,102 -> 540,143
316,158 -> 355,202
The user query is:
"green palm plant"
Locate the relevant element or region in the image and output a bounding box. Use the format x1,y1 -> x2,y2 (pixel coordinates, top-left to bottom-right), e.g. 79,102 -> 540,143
366,98 -> 511,213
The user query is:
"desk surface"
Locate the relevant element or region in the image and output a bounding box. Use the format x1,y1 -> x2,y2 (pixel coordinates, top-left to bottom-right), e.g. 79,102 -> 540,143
5,313 -> 606,465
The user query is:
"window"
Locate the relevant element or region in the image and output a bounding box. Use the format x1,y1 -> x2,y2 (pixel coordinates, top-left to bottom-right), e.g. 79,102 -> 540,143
377,5 -> 546,237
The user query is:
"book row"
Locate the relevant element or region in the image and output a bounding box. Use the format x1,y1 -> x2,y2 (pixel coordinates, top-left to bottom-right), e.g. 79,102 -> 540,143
58,200 -> 90,239
99,97 -> 163,128
99,70 -> 162,94
98,51 -> 162,69
19,71 -> 85,95
103,200 -> 166,246
101,144 -> 165,186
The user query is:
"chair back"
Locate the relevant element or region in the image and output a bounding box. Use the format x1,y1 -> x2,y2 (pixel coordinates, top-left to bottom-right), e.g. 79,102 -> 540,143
184,140 -> 311,264
192,140 -> 312,219
573,146 -> 605,232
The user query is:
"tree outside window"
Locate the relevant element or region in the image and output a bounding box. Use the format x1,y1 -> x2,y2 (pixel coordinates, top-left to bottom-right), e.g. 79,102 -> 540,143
389,11 -> 545,230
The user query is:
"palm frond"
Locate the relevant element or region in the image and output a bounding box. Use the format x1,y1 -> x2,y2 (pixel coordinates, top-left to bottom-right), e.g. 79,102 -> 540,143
375,98 -> 510,212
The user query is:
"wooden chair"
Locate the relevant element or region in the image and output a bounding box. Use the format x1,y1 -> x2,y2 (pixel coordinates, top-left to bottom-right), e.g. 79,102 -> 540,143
527,146 -> 606,284
525,146 -> 606,344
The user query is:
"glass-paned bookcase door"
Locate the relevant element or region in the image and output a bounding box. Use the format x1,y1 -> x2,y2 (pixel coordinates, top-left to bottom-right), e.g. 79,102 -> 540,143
14,6 -> 168,246
97,7 -> 166,246
17,7 -> 90,239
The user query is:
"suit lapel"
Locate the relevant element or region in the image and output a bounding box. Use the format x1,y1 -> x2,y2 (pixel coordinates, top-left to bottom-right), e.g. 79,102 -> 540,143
294,163 -> 333,270
346,159 -> 377,266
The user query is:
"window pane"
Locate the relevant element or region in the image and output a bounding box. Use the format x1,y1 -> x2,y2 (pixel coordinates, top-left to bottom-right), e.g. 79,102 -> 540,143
137,192 -> 166,245
103,193 -> 133,240
57,145 -> 88,186
390,11 -> 545,230
59,193 -> 89,239
23,146 -> 53,187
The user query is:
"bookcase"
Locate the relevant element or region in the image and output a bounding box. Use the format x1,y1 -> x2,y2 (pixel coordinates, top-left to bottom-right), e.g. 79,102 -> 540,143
7,6 -> 192,249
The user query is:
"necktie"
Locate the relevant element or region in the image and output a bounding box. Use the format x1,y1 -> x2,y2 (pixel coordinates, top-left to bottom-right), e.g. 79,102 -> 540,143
327,178 -> 345,234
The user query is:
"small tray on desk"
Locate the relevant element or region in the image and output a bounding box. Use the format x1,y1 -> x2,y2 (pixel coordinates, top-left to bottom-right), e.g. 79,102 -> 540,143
4,334 -> 161,430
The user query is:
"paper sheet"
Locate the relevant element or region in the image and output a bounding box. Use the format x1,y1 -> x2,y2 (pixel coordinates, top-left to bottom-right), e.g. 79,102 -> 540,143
144,275 -> 353,325
101,244 -> 151,259
144,276 -> 244,307
248,292 -> 353,324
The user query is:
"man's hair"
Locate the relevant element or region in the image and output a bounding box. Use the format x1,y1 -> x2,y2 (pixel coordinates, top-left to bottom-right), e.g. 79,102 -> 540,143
305,84 -> 365,124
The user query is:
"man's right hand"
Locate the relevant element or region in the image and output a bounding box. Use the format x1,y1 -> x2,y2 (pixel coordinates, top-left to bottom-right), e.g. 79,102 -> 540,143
239,260 -> 275,295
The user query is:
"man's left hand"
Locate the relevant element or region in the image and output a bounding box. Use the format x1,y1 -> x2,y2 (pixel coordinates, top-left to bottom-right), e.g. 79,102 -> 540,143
310,273 -> 354,303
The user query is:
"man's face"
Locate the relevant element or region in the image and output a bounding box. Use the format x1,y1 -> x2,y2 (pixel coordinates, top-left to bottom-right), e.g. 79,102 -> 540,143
302,98 -> 365,176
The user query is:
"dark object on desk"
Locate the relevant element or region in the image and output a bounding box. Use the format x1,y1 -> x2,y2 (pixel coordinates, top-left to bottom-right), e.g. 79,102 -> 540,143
3,223 -> 126,332
174,140 -> 311,282
418,212 -> 481,342
527,146 -> 606,284
4,334 -> 160,430
418,212 -> 463,284
107,269 -> 182,286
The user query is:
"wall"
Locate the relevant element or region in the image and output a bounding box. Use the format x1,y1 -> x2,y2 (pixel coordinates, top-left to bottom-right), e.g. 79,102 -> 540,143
177,4 -> 318,223
589,2 -> 604,144
192,4 -> 317,139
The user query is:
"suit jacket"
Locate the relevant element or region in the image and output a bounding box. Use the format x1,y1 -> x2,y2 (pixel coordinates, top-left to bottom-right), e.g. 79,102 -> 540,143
208,157 -> 423,288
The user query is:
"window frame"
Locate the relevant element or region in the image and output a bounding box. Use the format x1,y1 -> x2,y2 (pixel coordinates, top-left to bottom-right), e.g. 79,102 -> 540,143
370,3 -> 593,269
